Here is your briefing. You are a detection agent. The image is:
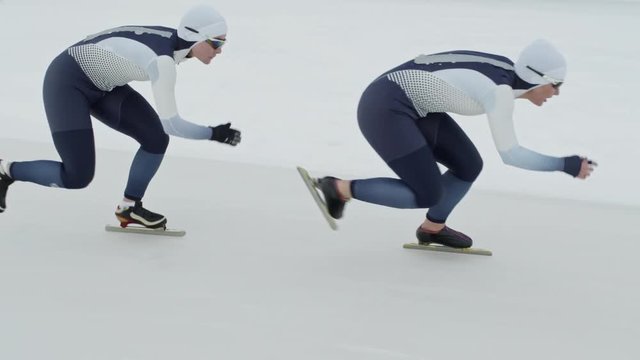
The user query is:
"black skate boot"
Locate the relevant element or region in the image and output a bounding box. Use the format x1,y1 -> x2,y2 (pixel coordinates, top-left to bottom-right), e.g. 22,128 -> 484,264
316,176 -> 347,219
115,201 -> 167,229
416,225 -> 473,249
0,159 -> 14,213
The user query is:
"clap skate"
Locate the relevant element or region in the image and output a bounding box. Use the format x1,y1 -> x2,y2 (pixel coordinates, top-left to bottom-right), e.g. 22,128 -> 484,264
115,201 -> 167,229
316,176 -> 346,220
296,166 -> 339,230
416,225 -> 473,248
404,226 -> 492,256
105,201 -> 185,237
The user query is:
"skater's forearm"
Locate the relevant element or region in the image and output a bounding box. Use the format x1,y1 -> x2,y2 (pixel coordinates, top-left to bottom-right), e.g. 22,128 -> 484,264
498,145 -> 564,172
161,115 -> 212,139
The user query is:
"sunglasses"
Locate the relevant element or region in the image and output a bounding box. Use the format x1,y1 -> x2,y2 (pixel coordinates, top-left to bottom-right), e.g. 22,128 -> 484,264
526,65 -> 563,88
206,38 -> 226,50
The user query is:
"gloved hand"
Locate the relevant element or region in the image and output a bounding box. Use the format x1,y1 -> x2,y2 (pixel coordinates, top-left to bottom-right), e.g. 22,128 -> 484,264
577,157 -> 597,179
563,155 -> 597,179
209,123 -> 241,146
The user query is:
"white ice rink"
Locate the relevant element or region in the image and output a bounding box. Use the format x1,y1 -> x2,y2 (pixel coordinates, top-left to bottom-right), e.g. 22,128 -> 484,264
1,138 -> 639,359
1,0 -> 639,359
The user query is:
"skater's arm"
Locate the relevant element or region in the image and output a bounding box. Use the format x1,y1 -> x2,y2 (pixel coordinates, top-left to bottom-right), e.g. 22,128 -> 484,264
486,85 -> 579,175
149,56 -> 213,140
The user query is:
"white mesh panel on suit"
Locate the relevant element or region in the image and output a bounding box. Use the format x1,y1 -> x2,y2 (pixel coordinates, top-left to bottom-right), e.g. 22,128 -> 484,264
387,70 -> 483,117
68,44 -> 148,91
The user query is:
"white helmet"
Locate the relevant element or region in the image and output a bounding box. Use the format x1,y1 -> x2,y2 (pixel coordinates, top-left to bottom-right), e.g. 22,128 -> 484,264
515,39 -> 567,85
178,4 -> 227,42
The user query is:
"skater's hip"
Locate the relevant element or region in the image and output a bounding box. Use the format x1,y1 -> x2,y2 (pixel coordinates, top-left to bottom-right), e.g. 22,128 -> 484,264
357,77 -> 427,162
43,51 -> 106,133
44,51 -> 104,102
358,77 -> 419,121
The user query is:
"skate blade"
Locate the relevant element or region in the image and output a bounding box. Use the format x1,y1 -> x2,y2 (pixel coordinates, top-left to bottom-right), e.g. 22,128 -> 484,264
116,215 -> 168,230
403,243 -> 492,256
296,166 -> 338,230
105,224 -> 186,237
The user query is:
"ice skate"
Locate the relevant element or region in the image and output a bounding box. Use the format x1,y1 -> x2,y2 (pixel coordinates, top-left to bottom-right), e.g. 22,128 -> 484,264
316,176 -> 347,219
115,201 -> 167,229
296,166 -> 338,230
416,225 -> 473,249
403,226 -> 492,256
0,159 -> 14,213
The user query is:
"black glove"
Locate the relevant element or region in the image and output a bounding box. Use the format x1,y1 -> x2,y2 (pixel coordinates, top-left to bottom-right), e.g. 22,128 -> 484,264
209,123 -> 241,146
562,155 -> 582,177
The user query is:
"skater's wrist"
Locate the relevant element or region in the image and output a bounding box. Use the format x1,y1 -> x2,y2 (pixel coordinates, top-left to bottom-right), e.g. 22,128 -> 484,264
562,156 -> 582,177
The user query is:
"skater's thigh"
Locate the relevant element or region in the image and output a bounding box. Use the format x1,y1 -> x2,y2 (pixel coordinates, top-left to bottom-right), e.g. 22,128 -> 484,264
416,113 -> 483,182
43,84 -> 93,134
357,79 -> 442,201
91,85 -> 168,154
42,51 -> 97,133
42,67 -> 96,186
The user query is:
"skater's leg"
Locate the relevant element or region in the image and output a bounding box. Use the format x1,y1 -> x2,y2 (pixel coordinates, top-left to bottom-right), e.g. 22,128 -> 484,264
0,52 -> 103,213
124,149 -> 164,201
91,85 -> 168,228
10,52 -> 98,189
333,79 -> 473,247
348,78 -> 443,208
350,146 -> 442,208
91,85 -> 169,201
406,113 -> 481,248
416,113 -> 483,224
11,130 -> 96,189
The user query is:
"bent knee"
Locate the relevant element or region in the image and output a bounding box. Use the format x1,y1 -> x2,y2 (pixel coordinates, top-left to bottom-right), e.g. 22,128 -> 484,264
455,157 -> 484,182
143,133 -> 169,154
62,170 -> 94,189
467,158 -> 484,182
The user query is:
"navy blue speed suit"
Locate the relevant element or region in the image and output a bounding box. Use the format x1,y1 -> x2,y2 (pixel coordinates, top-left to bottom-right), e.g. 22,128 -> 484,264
10,26 -> 215,201
352,52 -> 582,223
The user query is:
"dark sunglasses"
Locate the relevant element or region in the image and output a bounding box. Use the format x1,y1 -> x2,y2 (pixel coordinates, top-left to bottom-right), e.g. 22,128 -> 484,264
526,65 -> 563,88
206,38 -> 226,50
